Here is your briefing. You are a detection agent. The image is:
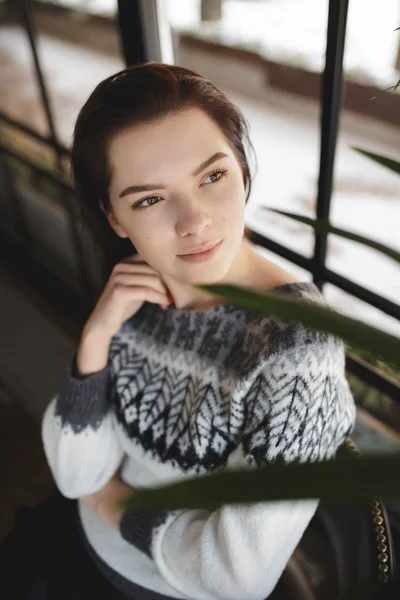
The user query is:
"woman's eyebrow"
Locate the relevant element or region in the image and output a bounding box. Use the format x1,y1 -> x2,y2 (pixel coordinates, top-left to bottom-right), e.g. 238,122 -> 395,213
119,152 -> 229,198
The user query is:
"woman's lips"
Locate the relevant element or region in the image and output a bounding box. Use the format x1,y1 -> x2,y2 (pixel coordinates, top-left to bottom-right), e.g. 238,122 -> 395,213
177,239 -> 223,263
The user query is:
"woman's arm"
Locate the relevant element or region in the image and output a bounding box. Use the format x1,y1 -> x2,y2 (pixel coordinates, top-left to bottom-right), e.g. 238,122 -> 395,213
89,463 -> 318,600
41,331 -> 124,499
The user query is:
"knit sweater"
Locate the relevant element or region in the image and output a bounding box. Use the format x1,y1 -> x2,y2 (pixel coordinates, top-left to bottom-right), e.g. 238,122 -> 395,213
42,281 -> 356,600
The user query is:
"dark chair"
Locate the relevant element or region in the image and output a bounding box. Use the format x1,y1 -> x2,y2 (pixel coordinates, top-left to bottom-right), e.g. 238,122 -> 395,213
0,488 -> 129,599
271,437 -> 397,600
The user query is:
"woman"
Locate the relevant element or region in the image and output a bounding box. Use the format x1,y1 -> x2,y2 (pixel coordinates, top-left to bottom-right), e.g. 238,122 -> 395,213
41,63 -> 356,600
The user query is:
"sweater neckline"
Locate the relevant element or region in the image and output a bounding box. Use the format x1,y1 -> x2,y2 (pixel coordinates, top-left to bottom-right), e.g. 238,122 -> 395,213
163,280 -> 317,315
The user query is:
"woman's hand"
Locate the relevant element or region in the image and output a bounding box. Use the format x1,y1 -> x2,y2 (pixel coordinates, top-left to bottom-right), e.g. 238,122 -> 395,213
82,253 -> 173,342
81,474 -> 136,528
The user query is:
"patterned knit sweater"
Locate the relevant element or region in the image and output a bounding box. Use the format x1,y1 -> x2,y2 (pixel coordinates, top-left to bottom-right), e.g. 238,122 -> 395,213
42,281 -> 356,600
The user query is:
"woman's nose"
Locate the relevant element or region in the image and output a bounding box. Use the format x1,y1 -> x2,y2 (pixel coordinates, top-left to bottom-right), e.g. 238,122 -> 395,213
175,200 -> 212,236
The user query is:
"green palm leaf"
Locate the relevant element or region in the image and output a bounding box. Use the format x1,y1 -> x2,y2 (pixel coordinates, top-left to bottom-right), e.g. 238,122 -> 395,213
122,452 -> 400,511
261,207 -> 400,264
352,147 -> 400,175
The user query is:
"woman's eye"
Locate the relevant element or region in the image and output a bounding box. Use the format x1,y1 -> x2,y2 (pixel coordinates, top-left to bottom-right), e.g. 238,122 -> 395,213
131,168 -> 228,210
132,196 -> 161,209
203,168 -> 228,185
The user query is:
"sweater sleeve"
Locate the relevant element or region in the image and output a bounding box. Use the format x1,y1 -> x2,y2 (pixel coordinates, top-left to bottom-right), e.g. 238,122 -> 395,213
119,329 -> 356,600
41,351 -> 124,499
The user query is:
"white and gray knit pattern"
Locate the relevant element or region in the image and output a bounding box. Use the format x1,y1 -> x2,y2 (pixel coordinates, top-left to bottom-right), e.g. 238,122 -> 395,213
42,281 -> 356,600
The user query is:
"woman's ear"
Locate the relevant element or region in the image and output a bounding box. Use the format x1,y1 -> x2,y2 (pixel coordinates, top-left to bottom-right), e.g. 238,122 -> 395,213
100,200 -> 129,239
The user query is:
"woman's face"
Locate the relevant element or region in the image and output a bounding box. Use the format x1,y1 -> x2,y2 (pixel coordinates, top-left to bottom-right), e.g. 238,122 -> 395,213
104,107 -> 247,285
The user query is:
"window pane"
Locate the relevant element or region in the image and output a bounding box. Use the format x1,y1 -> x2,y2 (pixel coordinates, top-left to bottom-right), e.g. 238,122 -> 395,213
0,1 -> 124,148
324,283 -> 400,337
329,0 -> 400,336
168,0 -> 328,259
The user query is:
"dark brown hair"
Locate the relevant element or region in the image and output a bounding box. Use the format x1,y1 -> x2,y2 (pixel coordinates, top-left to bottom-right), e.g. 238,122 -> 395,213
70,62 -> 257,296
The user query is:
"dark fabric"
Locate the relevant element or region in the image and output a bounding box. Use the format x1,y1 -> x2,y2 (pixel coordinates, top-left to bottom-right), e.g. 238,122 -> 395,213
119,507 -> 169,559
0,489 -> 131,600
55,351 -> 111,433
